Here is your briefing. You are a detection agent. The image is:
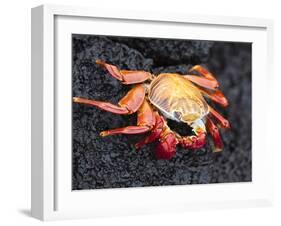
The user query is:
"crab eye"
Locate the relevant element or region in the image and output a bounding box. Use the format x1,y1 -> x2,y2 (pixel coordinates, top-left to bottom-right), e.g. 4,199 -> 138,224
173,111 -> 182,120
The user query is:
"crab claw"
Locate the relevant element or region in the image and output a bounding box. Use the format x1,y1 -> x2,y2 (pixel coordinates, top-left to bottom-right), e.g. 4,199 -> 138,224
179,132 -> 206,149
135,114 -> 164,149
155,133 -> 178,160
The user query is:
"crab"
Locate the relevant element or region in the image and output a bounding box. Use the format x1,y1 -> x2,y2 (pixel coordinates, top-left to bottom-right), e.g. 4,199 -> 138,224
73,60 -> 230,160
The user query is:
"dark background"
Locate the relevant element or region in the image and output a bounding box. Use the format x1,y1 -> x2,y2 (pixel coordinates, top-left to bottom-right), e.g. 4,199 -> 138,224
72,34 -> 252,190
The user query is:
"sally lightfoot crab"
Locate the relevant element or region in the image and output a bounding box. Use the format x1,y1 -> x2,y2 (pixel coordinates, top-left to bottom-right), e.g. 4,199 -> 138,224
73,60 -> 230,160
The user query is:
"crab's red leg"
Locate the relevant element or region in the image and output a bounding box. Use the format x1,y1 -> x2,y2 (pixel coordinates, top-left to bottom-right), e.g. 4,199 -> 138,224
96,60 -> 152,84
183,75 -> 219,90
190,65 -> 218,82
136,114 -> 178,160
73,85 -> 145,115
197,87 -> 229,107
183,65 -> 219,90
209,106 -> 230,129
206,117 -> 223,152
135,114 -> 165,149
100,99 -> 155,136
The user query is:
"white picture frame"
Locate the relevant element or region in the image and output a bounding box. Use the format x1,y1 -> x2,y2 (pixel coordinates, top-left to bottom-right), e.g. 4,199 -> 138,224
31,4 -> 274,221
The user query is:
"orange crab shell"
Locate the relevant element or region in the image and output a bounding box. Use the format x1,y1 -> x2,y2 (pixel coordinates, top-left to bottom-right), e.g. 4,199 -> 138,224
148,73 -> 209,125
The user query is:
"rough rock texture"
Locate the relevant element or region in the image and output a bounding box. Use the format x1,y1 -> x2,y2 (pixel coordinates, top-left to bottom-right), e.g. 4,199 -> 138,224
72,35 -> 252,190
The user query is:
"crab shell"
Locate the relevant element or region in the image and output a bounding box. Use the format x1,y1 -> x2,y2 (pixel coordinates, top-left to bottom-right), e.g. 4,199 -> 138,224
148,73 -> 209,129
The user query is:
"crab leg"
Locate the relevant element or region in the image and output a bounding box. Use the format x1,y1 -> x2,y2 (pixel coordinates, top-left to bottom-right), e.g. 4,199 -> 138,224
190,65 -> 218,82
183,75 -> 219,90
208,106 -> 230,128
100,99 -> 156,136
73,85 -> 145,115
96,60 -> 152,84
206,117 -> 223,152
197,87 -> 229,107
183,65 -> 219,90
135,114 -> 165,149
135,114 -> 178,160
